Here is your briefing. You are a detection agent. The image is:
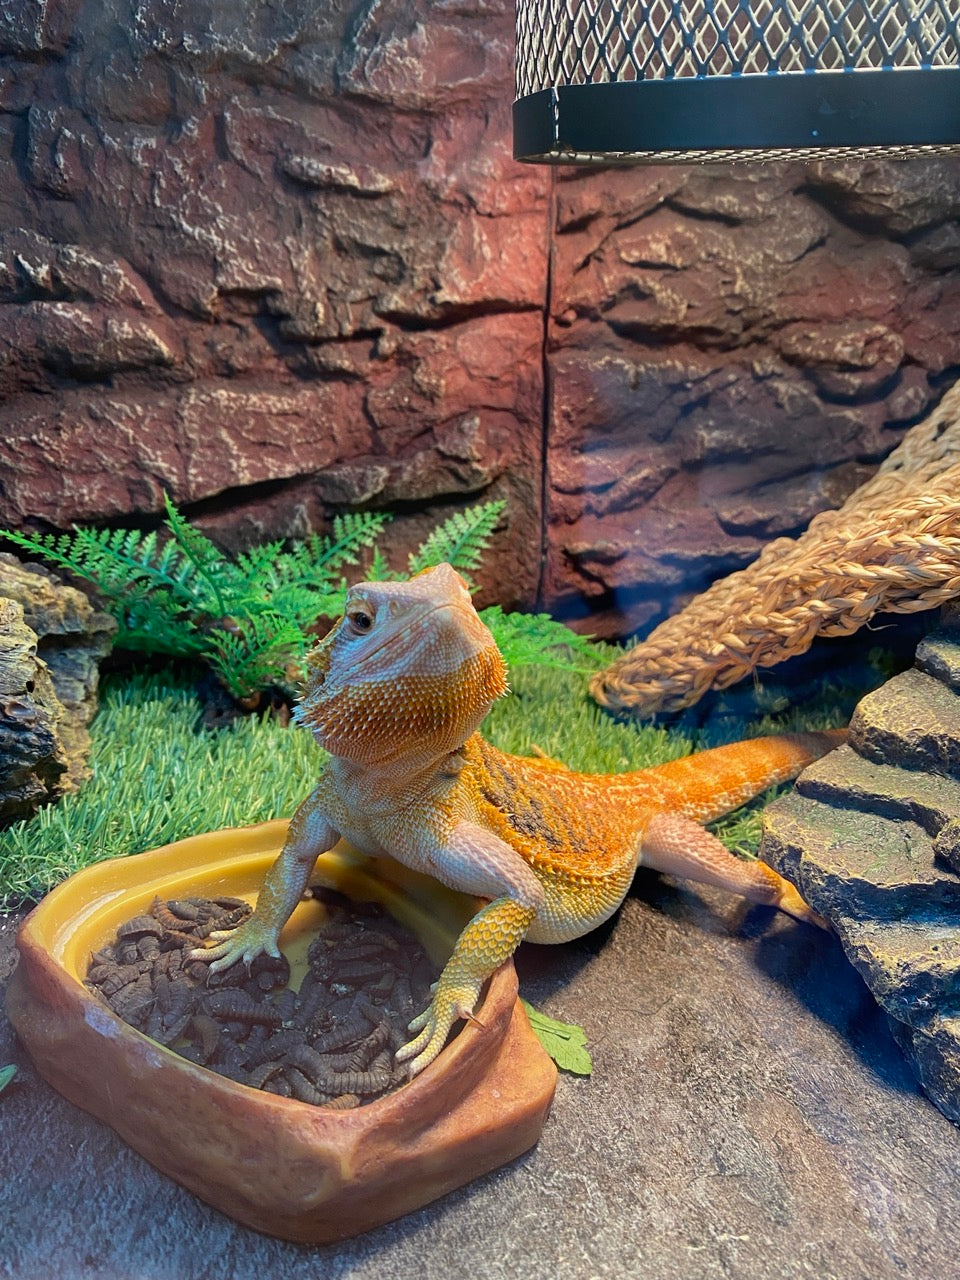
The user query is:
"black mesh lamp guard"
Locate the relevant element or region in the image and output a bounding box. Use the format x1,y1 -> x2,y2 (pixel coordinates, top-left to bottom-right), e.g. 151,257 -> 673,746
514,1 -> 960,163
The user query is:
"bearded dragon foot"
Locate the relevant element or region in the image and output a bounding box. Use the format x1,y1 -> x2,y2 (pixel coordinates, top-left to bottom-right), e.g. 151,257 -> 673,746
395,974 -> 484,1078
188,916 -> 281,974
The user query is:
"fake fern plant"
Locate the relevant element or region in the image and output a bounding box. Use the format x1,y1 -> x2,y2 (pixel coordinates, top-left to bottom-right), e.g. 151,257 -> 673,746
3,497 -> 601,706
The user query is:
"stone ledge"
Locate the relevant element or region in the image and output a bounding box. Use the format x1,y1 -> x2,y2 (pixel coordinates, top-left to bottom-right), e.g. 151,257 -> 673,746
849,666 -> 960,776
796,744 -> 960,836
762,796 -> 960,921
761,611 -> 960,1125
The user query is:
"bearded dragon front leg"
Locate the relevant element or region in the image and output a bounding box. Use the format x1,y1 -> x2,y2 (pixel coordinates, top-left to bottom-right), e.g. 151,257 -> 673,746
191,786 -> 339,973
396,821 -> 545,1077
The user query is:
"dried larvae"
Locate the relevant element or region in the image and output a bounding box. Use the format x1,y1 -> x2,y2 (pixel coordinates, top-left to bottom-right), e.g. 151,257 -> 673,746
85,892 -> 439,1109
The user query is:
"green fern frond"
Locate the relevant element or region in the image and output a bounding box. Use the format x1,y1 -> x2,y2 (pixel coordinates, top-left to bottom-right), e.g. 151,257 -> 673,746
2,524 -> 199,607
479,606 -> 603,674
207,613 -> 308,702
271,513 -> 390,589
161,493 -> 236,615
365,547 -> 398,582
320,511 -> 391,568
3,496 -> 607,705
234,539 -> 287,589
408,500 -> 505,583
113,586 -> 205,657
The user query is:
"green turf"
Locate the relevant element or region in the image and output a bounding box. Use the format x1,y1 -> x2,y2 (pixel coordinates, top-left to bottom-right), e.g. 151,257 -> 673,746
0,658 -> 852,909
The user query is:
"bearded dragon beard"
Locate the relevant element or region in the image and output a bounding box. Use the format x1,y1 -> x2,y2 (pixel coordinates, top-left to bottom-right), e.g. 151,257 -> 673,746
296,645 -> 508,761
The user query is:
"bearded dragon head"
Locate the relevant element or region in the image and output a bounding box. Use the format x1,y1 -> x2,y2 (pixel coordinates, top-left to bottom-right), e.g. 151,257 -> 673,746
294,562 -> 508,763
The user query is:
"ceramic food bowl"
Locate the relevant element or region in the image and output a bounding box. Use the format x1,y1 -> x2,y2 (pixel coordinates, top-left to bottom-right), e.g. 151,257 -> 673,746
6,820 -> 557,1243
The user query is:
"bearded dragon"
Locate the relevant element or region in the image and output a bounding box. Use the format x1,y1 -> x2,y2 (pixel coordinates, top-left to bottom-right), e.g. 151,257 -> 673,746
194,563 -> 843,1076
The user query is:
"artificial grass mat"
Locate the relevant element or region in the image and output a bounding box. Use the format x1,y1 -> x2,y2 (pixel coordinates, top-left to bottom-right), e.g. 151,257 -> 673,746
0,659 -> 853,910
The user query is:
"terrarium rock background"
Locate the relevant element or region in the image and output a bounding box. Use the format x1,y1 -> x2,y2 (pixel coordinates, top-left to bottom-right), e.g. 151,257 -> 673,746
761,610 -> 960,1124
0,555 -> 115,820
3,1 -> 960,637
0,597 -> 67,825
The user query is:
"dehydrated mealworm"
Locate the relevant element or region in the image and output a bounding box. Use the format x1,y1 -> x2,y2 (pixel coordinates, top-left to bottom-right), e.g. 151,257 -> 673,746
201,990 -> 282,1027
331,959 -> 386,983
244,1059 -> 287,1090
110,972 -> 155,1022
92,892 -> 439,1109
136,934 -> 161,961
309,1011 -> 375,1053
244,1027 -> 304,1068
117,915 -> 164,939
325,1093 -> 360,1110
166,899 -> 203,921
89,962 -> 147,997
285,1067 -> 330,1105
154,1011 -> 192,1048
151,897 -> 194,932
209,895 -> 251,912
316,1055 -> 392,1097
347,1020 -> 391,1069
188,1014 -> 221,1063
115,941 -> 140,966
284,1043 -> 334,1086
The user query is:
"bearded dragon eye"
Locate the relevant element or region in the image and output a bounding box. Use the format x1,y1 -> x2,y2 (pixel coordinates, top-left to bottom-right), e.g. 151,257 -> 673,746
348,609 -> 373,633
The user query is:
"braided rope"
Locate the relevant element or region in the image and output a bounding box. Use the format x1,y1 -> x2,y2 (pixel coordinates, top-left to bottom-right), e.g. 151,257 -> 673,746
590,383 -> 960,718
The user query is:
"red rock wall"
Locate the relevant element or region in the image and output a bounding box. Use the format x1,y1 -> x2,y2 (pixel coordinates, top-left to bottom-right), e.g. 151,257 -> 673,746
2,1 -> 960,636
545,161 -> 960,634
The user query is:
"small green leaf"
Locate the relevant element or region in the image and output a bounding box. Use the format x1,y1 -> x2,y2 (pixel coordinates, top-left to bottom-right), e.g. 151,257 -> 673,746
0,1064 -> 17,1095
521,1000 -> 593,1075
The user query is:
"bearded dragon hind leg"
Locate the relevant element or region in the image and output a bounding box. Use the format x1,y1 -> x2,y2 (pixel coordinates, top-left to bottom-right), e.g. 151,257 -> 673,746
641,811 -> 828,930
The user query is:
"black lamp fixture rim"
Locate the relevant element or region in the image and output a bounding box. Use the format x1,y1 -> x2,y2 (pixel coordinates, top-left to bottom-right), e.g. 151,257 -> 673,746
513,66 -> 960,161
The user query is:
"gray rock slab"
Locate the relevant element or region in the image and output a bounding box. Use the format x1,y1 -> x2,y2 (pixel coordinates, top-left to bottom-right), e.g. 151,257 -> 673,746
762,791 -> 960,919
834,915 -> 960,1027
4,877 -> 960,1280
850,666 -> 960,777
893,1011 -> 960,1127
916,629 -> 960,691
796,743 -> 960,835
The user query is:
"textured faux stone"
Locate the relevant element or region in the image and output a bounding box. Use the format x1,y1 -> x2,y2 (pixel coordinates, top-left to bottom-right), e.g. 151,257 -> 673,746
934,818 -> 960,877
0,596 -> 67,824
0,555 -> 115,788
762,793 -> 960,921
760,622 -> 960,1127
895,1012 -> 960,1127
834,917 -> 960,1029
916,631 -> 960,692
2,3 -> 960,636
796,745 -> 960,836
850,667 -> 960,777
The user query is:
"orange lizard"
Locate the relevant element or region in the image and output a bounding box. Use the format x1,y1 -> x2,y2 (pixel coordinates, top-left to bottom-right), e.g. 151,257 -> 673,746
194,563 -> 843,1075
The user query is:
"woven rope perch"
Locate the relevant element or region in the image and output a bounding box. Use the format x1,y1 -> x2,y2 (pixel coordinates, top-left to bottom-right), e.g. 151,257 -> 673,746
590,381 -> 960,718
